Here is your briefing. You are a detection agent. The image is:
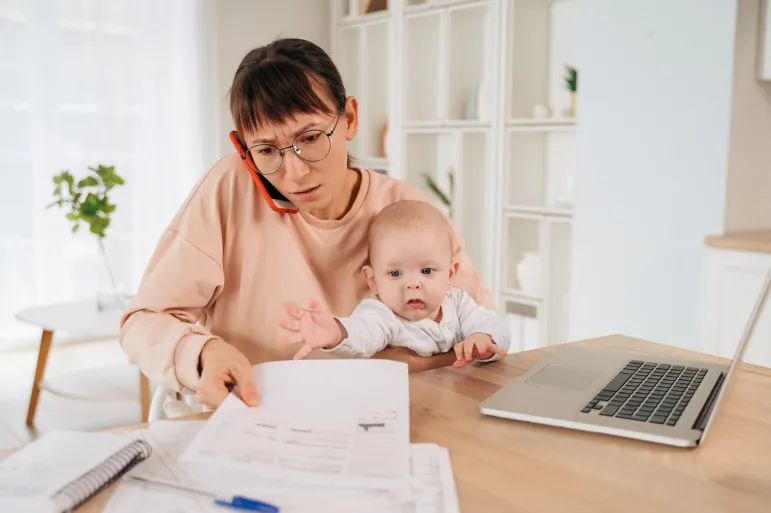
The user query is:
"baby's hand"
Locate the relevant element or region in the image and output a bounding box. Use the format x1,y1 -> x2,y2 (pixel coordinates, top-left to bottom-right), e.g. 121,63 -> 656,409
279,299 -> 344,359
453,333 -> 506,368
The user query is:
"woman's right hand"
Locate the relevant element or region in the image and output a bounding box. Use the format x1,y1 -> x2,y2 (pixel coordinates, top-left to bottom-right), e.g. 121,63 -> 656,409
196,338 -> 260,408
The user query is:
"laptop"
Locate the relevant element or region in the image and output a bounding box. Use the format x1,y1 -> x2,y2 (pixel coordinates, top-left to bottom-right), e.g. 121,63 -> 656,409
480,267 -> 771,447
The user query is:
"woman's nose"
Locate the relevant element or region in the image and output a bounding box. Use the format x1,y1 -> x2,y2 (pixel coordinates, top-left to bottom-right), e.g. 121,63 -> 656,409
282,150 -> 310,182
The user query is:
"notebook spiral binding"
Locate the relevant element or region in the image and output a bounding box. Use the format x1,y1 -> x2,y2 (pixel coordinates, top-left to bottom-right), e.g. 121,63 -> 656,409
53,438 -> 152,513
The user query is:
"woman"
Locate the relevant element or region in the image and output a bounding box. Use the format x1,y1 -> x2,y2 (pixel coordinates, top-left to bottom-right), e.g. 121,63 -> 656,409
120,38 -> 493,409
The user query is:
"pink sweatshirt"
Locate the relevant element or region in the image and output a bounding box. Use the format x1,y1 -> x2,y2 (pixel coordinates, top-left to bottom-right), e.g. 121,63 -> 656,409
119,153 -> 493,394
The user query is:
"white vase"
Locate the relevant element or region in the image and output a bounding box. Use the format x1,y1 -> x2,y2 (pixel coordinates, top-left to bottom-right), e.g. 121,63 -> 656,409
516,251 -> 541,295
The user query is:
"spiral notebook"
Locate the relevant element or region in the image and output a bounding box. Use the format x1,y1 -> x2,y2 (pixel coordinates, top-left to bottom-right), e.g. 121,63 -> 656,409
0,430 -> 152,513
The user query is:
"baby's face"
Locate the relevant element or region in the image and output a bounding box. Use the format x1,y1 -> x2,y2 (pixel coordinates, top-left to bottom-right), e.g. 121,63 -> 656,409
365,226 -> 455,322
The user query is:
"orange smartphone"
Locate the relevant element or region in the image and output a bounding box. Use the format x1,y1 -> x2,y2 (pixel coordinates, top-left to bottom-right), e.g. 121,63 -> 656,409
229,131 -> 298,214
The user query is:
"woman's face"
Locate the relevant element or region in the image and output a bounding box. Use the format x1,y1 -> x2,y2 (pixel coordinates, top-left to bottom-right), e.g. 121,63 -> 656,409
243,95 -> 358,219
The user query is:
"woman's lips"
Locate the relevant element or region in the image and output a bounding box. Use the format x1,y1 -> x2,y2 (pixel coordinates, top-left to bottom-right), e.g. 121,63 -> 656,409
292,185 -> 320,199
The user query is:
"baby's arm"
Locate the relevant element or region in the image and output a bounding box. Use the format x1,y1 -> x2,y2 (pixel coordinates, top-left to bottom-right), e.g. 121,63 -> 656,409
279,298 -> 399,359
323,299 -> 400,358
453,289 -> 511,362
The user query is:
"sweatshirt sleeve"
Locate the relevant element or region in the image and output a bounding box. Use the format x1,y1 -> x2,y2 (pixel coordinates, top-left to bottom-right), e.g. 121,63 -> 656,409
452,288 -> 511,361
322,298 -> 400,358
120,228 -> 225,394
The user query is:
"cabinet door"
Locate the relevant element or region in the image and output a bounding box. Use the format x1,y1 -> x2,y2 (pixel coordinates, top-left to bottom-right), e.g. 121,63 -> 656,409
704,248 -> 771,368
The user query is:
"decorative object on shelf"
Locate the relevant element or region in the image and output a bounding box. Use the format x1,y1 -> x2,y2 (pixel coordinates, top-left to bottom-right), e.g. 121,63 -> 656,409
563,64 -> 578,117
532,104 -> 551,119
48,164 -> 128,310
465,80 -> 488,120
361,0 -> 388,14
379,119 -> 389,158
515,251 -> 541,295
422,167 -> 454,219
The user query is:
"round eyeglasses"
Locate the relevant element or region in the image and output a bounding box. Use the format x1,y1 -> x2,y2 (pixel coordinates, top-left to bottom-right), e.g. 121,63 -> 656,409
244,112 -> 342,175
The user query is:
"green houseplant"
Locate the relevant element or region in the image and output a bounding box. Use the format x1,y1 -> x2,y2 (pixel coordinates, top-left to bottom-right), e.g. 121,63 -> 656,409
47,164 -> 127,309
422,167 -> 454,220
563,64 -> 578,117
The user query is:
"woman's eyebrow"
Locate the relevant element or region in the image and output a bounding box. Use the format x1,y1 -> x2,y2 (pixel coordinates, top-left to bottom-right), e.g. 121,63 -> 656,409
249,121 -> 321,145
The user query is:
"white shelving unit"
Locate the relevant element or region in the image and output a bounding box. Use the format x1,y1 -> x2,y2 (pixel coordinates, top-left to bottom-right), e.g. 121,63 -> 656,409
330,0 -> 579,351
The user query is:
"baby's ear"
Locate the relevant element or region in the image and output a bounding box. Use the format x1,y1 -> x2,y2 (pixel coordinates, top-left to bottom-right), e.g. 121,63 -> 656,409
362,265 -> 378,294
448,261 -> 459,284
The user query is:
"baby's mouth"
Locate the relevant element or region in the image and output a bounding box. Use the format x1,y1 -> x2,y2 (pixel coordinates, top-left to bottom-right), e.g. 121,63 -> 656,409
406,299 -> 425,309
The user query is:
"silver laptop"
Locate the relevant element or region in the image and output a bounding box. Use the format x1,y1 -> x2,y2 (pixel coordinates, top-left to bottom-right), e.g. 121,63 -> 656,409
480,267 -> 771,447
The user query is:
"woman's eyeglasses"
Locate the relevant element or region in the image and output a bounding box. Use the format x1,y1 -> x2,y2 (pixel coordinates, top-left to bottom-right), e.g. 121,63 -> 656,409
244,112 -> 342,175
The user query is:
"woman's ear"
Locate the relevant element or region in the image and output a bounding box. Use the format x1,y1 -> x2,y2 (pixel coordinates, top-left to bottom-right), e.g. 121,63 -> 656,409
362,265 -> 377,294
344,96 -> 359,141
448,261 -> 459,286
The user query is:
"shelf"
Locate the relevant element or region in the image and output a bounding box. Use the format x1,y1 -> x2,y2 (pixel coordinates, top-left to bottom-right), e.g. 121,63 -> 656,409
502,299 -> 540,352
406,0 -> 490,13
447,2 -> 492,123
455,131 -> 488,269
504,205 -> 572,217
405,10 -> 443,124
403,120 -> 491,130
505,130 -> 575,211
501,290 -> 541,304
338,0 -> 390,24
506,117 -> 576,129
360,20 -> 390,159
545,218 -> 572,346
504,215 -> 541,294
404,131 -> 456,218
507,0 -> 579,120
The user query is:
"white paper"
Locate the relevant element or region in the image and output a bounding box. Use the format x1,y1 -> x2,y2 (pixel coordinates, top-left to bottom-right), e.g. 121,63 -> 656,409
0,430 -> 141,513
180,359 -> 411,489
112,440 -> 459,513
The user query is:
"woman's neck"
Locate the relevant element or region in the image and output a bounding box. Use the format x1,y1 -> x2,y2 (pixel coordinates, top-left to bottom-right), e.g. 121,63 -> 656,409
308,168 -> 361,220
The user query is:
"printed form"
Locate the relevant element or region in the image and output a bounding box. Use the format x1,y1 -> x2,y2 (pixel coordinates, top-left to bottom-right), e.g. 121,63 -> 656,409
180,359 -> 411,489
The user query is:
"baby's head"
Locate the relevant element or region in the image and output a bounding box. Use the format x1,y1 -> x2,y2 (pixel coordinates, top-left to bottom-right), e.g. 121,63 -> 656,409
363,200 -> 458,321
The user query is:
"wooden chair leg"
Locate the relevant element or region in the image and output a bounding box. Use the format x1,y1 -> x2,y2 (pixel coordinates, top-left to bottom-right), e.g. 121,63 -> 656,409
26,330 -> 53,426
139,371 -> 151,423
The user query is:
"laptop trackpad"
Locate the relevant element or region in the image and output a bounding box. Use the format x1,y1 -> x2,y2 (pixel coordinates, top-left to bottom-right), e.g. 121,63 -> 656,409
526,365 -> 599,390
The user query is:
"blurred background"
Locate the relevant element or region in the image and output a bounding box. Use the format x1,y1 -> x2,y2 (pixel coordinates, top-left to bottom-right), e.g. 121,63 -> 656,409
0,0 -> 769,445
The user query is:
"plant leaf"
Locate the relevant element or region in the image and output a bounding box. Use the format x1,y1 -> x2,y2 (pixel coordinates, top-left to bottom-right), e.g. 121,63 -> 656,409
77,176 -> 99,188
72,223 -> 80,233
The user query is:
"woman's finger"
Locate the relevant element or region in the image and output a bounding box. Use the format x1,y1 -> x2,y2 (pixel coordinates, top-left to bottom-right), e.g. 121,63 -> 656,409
195,374 -> 229,407
284,304 -> 304,319
279,332 -> 305,345
293,343 -> 314,360
279,318 -> 301,332
230,363 -> 259,406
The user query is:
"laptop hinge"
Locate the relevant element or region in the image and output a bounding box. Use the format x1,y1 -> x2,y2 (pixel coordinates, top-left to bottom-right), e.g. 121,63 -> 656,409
692,371 -> 726,432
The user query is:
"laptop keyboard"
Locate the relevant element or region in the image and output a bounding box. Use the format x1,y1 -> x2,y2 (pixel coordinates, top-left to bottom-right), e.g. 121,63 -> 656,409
581,360 -> 707,426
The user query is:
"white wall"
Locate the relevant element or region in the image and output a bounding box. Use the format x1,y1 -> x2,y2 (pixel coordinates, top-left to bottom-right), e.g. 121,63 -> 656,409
723,0 -> 771,234
215,0 -> 331,156
569,0 -> 738,349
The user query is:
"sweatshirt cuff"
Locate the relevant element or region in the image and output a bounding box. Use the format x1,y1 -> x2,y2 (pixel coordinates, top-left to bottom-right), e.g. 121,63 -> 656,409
320,317 -> 357,356
174,330 -> 221,392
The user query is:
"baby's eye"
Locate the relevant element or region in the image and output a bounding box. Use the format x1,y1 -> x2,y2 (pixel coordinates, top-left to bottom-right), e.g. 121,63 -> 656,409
421,268 -> 434,275
388,270 -> 402,278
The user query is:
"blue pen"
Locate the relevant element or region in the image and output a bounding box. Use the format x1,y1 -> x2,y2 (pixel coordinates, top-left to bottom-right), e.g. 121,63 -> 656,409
213,495 -> 280,513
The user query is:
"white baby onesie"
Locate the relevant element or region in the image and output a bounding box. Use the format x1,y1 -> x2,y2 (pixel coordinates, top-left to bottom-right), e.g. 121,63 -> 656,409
323,287 -> 510,359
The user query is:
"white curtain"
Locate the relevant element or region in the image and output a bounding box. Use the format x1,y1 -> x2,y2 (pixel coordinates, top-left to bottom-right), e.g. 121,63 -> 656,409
0,0 -> 220,346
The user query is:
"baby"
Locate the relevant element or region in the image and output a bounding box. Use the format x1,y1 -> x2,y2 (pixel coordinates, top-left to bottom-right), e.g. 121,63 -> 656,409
279,200 -> 509,368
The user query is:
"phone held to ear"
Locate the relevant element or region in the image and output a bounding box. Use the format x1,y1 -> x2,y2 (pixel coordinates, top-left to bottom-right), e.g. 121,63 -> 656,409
229,131 -> 299,214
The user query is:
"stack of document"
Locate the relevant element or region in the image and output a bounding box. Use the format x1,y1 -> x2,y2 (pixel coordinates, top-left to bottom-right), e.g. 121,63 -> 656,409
106,359 -> 461,512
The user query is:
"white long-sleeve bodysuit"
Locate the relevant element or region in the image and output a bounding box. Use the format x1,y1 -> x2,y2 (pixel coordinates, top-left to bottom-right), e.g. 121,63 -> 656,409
323,288 -> 510,359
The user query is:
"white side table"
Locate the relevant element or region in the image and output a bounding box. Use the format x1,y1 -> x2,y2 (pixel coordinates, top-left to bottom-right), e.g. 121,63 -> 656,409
14,301 -> 151,425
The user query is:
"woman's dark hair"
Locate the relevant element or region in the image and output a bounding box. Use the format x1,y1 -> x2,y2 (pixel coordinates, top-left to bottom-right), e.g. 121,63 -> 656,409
229,38 -> 354,167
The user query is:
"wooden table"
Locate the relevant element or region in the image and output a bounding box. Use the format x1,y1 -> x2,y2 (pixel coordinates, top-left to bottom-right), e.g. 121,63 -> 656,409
14,301 -> 152,425
2,334 -> 770,512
